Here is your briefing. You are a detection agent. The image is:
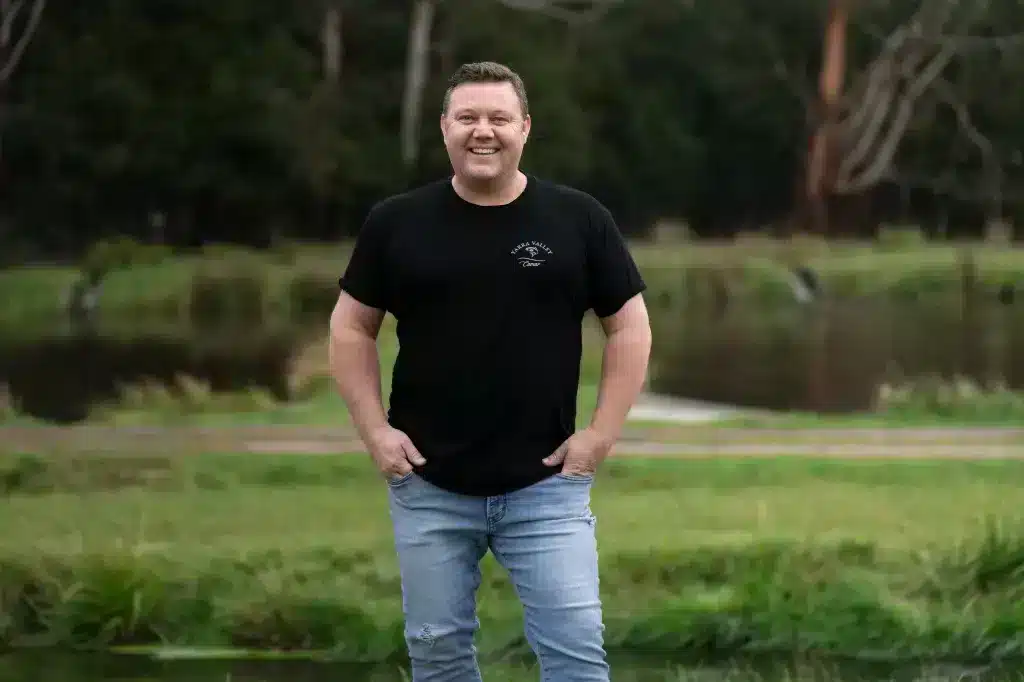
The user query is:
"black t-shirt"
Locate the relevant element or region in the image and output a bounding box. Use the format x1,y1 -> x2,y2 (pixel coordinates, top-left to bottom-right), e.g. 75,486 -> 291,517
339,175 -> 646,496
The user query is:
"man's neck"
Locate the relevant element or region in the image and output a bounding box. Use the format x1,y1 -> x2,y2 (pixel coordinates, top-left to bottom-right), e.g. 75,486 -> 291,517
452,171 -> 527,206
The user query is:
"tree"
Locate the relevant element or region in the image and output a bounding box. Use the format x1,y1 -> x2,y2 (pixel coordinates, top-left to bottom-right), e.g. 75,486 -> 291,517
0,0 -> 45,164
0,0 -> 44,84
399,0 -> 621,171
804,0 -> 1024,233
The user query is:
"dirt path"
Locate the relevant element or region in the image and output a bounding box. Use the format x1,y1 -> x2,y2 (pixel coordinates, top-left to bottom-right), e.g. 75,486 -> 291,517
3,424 -> 1024,458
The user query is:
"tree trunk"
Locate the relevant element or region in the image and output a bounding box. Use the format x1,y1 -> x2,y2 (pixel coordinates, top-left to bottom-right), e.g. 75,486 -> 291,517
401,0 -> 436,170
801,0 -> 849,236
322,2 -> 343,84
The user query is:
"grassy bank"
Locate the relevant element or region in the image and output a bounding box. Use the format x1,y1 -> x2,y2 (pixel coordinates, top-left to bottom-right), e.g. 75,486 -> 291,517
3,452 -> 1024,663
4,653 -> 1020,682
2,238 -> 1022,325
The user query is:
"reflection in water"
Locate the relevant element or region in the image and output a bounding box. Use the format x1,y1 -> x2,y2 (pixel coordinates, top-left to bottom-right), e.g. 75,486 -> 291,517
0,326 -> 299,423
1,299 -> 1023,421
0,653 -> 1019,682
652,300 -> 1024,413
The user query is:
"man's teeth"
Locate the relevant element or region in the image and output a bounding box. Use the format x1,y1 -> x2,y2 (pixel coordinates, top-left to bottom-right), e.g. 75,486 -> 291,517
471,148 -> 498,155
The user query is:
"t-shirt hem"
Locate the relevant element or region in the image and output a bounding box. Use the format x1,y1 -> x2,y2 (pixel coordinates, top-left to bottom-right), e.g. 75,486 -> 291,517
338,276 -> 388,312
415,467 -> 560,497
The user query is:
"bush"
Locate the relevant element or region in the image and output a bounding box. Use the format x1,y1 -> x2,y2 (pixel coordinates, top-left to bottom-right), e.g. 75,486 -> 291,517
287,272 -> 338,322
188,256 -> 268,327
80,237 -> 172,281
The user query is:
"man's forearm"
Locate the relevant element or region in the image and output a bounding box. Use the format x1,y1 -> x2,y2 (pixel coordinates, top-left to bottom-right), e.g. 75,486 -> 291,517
589,324 -> 652,441
329,328 -> 389,442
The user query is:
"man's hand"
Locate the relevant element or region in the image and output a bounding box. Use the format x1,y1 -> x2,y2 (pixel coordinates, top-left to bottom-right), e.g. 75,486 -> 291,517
542,427 -> 614,476
367,425 -> 426,480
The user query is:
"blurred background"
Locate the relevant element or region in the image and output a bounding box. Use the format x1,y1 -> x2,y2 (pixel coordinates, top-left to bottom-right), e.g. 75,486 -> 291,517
2,0 -> 1024,429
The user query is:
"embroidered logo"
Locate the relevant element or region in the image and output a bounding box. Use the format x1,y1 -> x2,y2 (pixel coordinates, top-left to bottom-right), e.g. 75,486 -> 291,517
511,241 -> 553,268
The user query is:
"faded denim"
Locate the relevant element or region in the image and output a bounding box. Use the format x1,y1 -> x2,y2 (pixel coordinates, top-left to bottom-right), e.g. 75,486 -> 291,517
385,470 -> 609,682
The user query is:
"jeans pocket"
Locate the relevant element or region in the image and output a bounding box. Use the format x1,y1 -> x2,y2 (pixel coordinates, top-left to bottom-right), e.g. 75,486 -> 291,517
555,471 -> 594,483
387,471 -> 415,487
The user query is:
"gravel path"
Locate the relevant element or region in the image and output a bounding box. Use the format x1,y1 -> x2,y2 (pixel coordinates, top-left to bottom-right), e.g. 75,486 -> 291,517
3,424 -> 1024,458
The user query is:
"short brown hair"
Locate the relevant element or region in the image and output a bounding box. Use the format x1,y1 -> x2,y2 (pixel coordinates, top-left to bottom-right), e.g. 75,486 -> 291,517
441,61 -> 529,118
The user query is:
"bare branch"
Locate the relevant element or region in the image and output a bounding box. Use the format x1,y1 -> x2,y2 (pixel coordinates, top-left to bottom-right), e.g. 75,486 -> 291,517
1,0 -> 26,42
837,43 -> 956,192
829,0 -> 1021,195
0,0 -> 44,84
908,32 -> 1024,52
930,75 -> 1003,210
835,41 -> 954,191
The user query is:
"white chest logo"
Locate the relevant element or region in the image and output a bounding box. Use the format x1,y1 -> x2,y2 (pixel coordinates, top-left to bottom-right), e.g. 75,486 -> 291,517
511,241 -> 553,268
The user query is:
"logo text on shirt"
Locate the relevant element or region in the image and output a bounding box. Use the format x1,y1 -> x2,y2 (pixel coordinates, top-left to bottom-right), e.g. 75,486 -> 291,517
511,241 -> 553,268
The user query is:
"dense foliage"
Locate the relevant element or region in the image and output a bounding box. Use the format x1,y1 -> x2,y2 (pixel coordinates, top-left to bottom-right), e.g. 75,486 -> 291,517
3,0 -> 1024,258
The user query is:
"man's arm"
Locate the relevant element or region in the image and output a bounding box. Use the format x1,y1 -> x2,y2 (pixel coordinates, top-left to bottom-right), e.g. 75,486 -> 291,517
589,293 -> 652,442
328,291 -> 389,442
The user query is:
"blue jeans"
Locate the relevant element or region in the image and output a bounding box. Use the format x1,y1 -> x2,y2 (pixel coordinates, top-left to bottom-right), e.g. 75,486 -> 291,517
385,470 -> 609,682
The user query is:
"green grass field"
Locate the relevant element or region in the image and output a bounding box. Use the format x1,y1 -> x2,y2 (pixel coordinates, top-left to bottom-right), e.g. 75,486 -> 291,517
3,451 -> 1024,663
4,651 -> 1018,682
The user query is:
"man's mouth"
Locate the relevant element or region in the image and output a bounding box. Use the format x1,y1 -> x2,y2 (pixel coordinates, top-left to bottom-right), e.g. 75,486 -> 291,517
469,148 -> 499,156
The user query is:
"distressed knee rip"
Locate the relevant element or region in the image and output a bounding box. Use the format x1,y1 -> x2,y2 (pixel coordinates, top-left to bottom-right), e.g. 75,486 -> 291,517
406,622 -> 474,660
417,624 -> 437,647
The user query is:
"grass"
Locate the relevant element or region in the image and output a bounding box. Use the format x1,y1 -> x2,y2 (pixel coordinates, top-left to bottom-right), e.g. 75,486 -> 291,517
2,237 -> 1022,326
3,237 -> 1024,430
3,652 -> 1022,682
3,452 -> 1024,664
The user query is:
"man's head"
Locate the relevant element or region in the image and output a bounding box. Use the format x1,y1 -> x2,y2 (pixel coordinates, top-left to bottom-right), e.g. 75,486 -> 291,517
440,61 -> 531,189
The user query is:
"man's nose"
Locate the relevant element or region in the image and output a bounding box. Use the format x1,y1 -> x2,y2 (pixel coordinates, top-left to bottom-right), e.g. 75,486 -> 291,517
471,120 -> 496,137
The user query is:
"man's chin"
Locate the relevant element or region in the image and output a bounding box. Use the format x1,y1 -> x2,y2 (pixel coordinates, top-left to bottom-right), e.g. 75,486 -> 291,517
461,169 -> 504,184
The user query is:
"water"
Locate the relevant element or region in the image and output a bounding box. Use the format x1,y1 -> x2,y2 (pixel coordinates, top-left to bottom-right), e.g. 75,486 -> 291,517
1,653 -> 1019,682
651,299 -> 1024,412
0,325 -> 299,422
1,299 -> 1022,421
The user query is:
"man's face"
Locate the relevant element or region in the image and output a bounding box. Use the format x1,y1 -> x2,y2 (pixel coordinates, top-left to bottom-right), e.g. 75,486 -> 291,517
441,81 -> 531,185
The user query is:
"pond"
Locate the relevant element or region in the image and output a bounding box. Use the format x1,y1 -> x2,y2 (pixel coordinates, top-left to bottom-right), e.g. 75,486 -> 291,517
0,653 -> 1018,682
651,298 -> 1024,412
1,298 -> 1022,422
0,324 -> 301,422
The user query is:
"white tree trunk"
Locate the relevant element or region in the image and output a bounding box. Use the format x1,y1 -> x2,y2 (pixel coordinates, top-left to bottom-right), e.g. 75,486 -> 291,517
322,2 -> 343,84
400,0 -> 436,169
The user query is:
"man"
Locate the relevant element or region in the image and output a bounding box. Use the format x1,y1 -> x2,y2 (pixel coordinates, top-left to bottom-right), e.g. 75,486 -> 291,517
329,61 -> 651,681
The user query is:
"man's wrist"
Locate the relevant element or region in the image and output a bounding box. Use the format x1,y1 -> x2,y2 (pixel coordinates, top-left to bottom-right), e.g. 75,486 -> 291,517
585,422 -> 619,448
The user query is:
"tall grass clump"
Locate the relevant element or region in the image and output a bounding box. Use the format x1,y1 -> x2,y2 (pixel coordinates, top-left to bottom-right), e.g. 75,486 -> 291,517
3,534 -> 1024,661
5,454 -> 1024,662
874,376 -> 1024,423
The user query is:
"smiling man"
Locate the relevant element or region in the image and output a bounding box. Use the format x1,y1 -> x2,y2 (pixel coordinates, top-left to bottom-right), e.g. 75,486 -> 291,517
329,61 -> 652,681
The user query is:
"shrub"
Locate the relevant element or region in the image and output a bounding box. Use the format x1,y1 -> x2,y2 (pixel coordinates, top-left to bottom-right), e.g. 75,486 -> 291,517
874,376 -> 1024,422
80,237 -> 172,281
287,272 -> 338,322
188,256 -> 268,327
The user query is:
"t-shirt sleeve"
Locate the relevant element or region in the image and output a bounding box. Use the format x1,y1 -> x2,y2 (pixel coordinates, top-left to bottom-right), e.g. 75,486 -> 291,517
585,199 -> 647,319
338,202 -> 393,312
